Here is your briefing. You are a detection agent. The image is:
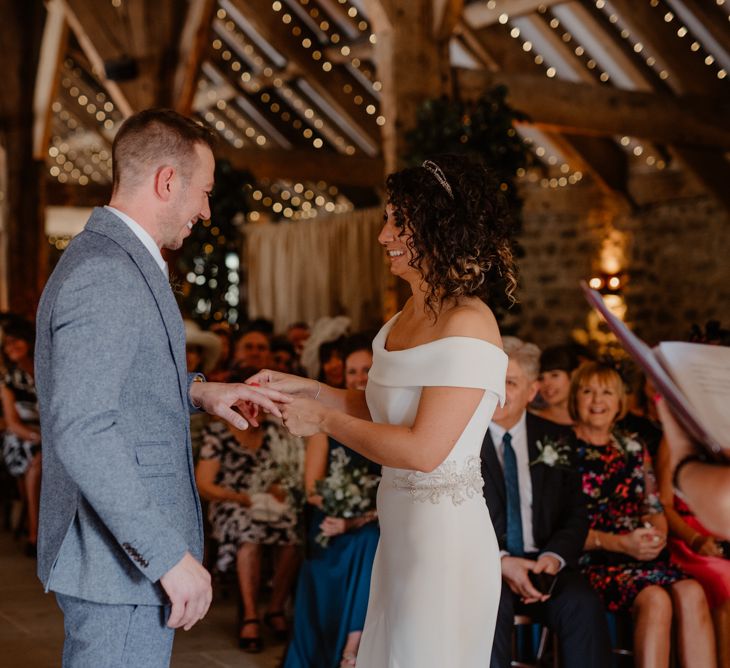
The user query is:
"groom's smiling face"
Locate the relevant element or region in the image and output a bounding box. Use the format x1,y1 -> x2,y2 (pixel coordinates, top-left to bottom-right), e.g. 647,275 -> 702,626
160,143 -> 215,251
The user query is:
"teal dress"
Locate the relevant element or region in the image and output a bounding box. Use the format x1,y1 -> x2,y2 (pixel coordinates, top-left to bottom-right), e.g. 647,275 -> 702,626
284,439 -> 381,668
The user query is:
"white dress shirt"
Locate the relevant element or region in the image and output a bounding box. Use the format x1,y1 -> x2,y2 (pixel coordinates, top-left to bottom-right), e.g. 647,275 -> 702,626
489,411 -> 565,569
105,206 -> 168,278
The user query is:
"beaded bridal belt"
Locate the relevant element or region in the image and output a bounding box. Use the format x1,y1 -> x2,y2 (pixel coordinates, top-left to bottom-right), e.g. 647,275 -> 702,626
391,456 -> 483,506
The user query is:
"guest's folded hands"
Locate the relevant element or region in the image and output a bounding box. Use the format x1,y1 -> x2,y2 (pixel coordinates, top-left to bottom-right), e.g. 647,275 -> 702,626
501,556 -> 548,604
619,527 -> 666,560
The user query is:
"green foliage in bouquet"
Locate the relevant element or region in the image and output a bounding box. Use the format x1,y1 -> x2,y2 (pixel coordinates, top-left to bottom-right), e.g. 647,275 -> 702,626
403,87 -> 533,328
315,448 -> 380,547
175,159 -> 253,324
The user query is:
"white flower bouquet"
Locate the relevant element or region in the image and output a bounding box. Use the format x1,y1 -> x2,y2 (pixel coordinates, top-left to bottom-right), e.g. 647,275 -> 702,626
314,448 -> 380,547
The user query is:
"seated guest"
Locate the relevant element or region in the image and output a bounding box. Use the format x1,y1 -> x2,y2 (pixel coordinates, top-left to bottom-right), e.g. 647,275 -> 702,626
232,328 -> 271,371
481,337 -> 611,668
1,318 -> 41,556
657,399 -> 730,541
270,336 -> 299,375
532,344 -> 584,426
285,338 -> 380,668
286,321 -> 311,358
619,372 -> 663,460
207,321 -> 233,381
570,362 -> 716,668
195,368 -> 305,652
656,436 -> 730,666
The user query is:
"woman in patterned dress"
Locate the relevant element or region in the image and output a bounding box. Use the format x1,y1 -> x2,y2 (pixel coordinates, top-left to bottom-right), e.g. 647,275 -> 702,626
570,361 -> 716,667
195,371 -> 305,652
1,318 -> 41,555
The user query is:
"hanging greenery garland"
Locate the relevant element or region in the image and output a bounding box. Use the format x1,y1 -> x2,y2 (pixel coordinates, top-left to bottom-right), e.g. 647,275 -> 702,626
403,85 -> 532,327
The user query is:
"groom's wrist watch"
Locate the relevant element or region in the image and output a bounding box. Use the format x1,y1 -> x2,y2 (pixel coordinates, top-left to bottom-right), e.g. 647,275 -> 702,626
190,373 -> 206,409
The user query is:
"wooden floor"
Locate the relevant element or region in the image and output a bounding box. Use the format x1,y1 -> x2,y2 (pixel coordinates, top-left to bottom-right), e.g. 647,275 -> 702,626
0,529 -> 286,667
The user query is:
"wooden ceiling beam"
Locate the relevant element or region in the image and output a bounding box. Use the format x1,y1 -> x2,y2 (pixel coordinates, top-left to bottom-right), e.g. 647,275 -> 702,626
33,0 -> 68,159
463,0 -> 564,29
58,0 -> 134,116
228,0 -> 381,148
607,0 -> 722,95
456,69 -> 730,148
458,24 -> 633,206
215,143 -> 383,188
434,0 -> 464,41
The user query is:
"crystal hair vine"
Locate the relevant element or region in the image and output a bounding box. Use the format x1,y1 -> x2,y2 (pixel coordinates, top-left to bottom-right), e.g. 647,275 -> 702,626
422,160 -> 454,199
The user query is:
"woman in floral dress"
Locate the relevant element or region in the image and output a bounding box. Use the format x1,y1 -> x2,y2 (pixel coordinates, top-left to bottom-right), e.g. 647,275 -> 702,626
1,319 -> 41,555
569,362 -> 716,667
195,379 -> 305,652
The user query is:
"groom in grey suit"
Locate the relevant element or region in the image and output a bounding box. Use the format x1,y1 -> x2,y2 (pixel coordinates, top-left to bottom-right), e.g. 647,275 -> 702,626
35,109 -> 287,667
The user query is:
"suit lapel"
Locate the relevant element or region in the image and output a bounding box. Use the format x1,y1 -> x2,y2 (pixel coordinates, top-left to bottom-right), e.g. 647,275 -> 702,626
482,428 -> 506,503
85,208 -> 188,405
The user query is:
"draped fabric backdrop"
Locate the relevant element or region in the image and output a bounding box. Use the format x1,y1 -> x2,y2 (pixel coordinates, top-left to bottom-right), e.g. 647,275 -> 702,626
244,207 -> 387,332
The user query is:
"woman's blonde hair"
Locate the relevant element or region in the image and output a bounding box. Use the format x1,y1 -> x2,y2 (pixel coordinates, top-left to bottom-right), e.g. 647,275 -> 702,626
568,362 -> 628,424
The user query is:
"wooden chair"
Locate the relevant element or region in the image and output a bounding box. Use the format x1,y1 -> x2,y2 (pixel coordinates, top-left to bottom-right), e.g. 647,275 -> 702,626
511,614 -> 559,668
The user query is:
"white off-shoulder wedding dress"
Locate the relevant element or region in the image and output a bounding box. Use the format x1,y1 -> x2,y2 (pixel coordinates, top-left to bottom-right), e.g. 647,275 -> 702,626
355,314 -> 507,668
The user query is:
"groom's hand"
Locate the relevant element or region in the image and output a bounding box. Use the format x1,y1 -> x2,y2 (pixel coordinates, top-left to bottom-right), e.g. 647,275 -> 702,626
160,552 -> 212,631
190,381 -> 292,429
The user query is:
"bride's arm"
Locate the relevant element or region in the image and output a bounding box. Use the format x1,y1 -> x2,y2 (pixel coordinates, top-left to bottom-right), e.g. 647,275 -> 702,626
246,369 -> 371,420
283,386 -> 485,472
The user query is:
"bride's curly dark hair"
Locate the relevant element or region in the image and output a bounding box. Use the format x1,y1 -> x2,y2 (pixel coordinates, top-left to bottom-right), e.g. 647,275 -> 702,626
386,154 -> 518,317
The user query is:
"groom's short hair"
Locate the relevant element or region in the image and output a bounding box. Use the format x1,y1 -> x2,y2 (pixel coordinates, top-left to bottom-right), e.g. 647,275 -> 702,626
111,108 -> 215,193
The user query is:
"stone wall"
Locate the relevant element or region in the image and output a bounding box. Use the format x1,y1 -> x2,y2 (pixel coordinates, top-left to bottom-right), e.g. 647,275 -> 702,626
506,180 -> 730,349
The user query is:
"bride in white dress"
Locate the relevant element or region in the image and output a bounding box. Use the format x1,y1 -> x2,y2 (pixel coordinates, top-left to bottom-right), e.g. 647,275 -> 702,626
250,155 -> 516,667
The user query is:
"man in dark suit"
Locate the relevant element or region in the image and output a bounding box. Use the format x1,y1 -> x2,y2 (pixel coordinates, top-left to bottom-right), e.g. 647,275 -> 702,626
480,337 -> 611,668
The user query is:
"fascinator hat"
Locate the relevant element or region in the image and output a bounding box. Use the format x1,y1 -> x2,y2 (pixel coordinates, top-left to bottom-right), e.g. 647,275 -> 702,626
299,316 -> 351,379
184,320 -> 222,374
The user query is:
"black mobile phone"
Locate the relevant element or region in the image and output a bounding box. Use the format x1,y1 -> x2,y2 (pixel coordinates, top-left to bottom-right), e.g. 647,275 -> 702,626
528,571 -> 557,596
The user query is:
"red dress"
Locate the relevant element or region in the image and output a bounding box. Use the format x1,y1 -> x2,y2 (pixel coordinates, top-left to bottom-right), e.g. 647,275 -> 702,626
669,496 -> 730,608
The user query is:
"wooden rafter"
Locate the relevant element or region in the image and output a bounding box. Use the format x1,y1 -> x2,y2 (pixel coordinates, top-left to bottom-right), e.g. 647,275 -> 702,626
606,0 -> 729,209
215,143 -> 382,187
456,70 -> 730,149
228,0 -> 381,148
58,0 -> 134,116
174,0 -> 217,114
463,0 -> 564,29
33,0 -> 68,159
434,0 -> 464,41
462,23 -> 633,207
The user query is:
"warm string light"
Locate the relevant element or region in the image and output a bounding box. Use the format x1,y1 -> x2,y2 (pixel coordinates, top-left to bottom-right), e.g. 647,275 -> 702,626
270,0 -> 383,106
618,135 -> 666,169
211,21 -> 354,152
519,137 -> 584,188
247,179 -> 353,221
653,0 -> 727,79
543,12 -> 612,83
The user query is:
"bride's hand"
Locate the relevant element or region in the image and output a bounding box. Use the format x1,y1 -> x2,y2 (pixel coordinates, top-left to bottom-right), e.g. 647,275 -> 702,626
280,397 -> 328,437
246,369 -> 320,399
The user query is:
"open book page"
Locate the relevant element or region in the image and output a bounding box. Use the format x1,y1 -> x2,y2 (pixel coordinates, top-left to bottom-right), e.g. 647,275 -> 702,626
580,282 -> 726,457
656,342 -> 730,452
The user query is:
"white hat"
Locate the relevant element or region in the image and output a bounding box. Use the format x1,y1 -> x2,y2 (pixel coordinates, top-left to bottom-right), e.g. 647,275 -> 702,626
184,320 -> 222,374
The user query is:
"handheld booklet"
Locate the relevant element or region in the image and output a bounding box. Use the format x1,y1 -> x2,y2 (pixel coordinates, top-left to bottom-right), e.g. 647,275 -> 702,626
581,281 -> 730,459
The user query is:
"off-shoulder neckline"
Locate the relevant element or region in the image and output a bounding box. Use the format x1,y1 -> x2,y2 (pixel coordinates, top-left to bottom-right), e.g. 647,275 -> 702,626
379,312 -> 506,357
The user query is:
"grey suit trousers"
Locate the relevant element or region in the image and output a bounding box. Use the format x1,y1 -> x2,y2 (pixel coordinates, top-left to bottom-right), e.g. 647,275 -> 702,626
55,594 -> 174,668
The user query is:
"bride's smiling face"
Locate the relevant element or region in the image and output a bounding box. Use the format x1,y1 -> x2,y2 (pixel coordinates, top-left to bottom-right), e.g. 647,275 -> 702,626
377,204 -> 421,281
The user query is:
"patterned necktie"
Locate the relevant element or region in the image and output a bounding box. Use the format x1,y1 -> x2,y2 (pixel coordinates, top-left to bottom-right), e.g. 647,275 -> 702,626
502,432 -> 524,556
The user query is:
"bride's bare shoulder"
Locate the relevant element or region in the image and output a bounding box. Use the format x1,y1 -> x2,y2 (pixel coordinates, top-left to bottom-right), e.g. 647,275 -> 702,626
439,300 -> 502,349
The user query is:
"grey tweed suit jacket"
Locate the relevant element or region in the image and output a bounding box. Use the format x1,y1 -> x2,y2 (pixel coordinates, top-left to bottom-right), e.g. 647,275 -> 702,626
35,207 -> 204,605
